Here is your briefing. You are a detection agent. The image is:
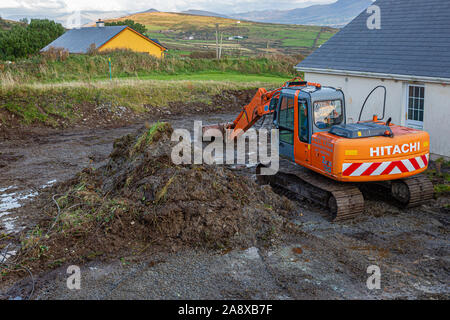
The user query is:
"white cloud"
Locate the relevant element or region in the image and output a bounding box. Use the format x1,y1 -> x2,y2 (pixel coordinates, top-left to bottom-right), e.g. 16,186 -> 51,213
0,0 -> 20,9
0,0 -> 336,15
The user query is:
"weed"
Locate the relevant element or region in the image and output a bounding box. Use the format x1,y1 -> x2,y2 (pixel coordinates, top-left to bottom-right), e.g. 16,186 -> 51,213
434,184 -> 450,195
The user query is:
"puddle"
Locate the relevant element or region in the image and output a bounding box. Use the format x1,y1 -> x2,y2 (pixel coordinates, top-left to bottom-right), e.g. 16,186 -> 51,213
0,185 -> 45,262
41,179 -> 57,188
0,180 -> 57,232
0,250 -> 17,263
0,184 -> 50,235
0,189 -> 38,215
2,216 -> 20,233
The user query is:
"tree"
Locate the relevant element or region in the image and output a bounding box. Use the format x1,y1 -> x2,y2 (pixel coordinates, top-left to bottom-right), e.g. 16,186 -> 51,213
0,19 -> 65,60
104,19 -> 147,35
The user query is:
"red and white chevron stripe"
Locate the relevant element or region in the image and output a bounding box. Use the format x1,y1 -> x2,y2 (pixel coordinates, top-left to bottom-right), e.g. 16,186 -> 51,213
342,154 -> 429,177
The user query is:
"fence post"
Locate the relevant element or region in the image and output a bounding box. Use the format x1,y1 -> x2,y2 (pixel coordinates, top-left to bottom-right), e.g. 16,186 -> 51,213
108,57 -> 112,80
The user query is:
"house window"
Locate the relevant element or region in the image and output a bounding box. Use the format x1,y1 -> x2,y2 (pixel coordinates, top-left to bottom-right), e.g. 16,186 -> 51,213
407,85 -> 425,128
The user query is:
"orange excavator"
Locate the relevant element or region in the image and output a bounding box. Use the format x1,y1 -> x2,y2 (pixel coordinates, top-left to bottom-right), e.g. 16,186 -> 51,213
203,78 -> 433,220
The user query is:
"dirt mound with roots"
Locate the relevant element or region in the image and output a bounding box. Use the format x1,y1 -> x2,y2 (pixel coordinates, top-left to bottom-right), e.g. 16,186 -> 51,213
7,122 -> 295,275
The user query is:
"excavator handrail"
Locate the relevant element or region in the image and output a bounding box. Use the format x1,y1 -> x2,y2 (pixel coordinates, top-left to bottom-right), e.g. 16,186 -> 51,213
282,76 -> 322,90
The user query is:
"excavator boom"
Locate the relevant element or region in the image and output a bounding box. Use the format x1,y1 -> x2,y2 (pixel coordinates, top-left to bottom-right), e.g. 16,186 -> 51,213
202,77 -> 321,139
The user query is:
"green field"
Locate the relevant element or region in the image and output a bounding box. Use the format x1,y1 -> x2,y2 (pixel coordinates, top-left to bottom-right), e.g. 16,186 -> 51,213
107,12 -> 337,57
121,72 -> 288,83
0,50 -> 298,85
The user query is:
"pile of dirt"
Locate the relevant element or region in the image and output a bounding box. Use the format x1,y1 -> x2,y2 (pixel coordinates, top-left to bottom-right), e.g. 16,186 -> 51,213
6,122 -> 294,276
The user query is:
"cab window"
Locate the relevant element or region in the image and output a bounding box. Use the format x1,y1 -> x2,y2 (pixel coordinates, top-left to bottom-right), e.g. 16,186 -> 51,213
314,100 -> 343,129
299,100 -> 308,143
278,96 -> 294,144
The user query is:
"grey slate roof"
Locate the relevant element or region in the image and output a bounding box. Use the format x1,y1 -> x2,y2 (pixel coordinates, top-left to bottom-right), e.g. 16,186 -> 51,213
41,26 -> 128,53
296,0 -> 450,80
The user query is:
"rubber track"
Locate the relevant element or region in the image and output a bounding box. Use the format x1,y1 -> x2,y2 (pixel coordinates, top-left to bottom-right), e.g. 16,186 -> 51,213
400,174 -> 434,208
260,159 -> 364,221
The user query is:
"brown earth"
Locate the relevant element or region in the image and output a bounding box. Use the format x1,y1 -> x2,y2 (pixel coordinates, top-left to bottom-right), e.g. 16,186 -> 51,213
0,108 -> 448,300
0,122 -> 296,285
0,89 -> 256,141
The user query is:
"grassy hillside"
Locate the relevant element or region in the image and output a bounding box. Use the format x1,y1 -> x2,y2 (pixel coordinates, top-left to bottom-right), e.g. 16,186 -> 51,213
106,12 -> 337,57
0,50 -> 298,128
0,50 -> 298,85
0,17 -> 24,31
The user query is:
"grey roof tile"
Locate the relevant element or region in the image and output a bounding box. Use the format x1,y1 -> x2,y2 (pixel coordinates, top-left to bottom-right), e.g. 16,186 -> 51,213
41,26 -> 128,53
296,0 -> 450,80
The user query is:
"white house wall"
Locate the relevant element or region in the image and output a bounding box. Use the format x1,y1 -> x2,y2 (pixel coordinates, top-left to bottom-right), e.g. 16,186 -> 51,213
424,84 -> 450,157
304,72 -> 450,157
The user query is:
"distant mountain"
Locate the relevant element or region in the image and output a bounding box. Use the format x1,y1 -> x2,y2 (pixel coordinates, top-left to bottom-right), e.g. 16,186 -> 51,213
231,0 -> 374,27
0,17 -> 23,31
137,8 -> 159,14
0,0 -> 373,29
181,10 -> 229,19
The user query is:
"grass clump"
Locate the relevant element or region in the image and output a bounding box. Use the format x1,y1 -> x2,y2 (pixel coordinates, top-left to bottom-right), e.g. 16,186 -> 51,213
131,122 -> 172,156
427,158 -> 450,197
434,184 -> 450,196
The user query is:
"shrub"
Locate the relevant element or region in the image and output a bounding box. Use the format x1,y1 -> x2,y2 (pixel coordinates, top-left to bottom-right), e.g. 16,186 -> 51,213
0,19 -> 65,61
41,47 -> 69,61
87,43 -> 98,56
105,19 -> 147,34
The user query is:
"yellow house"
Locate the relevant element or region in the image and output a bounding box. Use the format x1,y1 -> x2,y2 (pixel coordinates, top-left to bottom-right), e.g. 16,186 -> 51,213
41,21 -> 167,58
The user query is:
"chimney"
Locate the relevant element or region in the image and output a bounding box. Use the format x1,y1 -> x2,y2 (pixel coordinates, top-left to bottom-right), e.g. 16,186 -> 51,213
96,19 -> 104,27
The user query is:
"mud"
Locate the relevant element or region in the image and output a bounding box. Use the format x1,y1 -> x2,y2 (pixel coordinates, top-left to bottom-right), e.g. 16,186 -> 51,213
0,122 -> 294,283
0,89 -> 257,141
0,108 -> 449,300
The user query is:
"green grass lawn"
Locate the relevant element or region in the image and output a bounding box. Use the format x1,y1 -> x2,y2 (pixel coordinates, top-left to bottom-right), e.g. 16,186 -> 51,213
56,71 -> 290,85
131,71 -> 289,83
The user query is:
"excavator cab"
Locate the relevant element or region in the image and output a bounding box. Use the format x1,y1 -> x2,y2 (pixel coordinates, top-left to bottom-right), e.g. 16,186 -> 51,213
274,85 -> 346,162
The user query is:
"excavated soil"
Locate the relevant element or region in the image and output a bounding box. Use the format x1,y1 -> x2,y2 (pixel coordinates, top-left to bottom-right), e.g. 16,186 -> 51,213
0,108 -> 448,300
0,122 -> 295,284
0,89 -> 256,141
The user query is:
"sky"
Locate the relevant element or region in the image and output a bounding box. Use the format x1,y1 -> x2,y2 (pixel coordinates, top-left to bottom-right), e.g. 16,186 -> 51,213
0,0 -> 336,15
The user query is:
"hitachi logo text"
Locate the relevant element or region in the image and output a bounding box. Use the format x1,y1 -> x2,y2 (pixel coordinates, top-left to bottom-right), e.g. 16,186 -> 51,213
370,142 -> 420,157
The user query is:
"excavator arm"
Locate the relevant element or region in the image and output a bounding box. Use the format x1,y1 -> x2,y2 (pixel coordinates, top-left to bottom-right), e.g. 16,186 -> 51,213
226,87 -> 279,139
202,77 -> 321,140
